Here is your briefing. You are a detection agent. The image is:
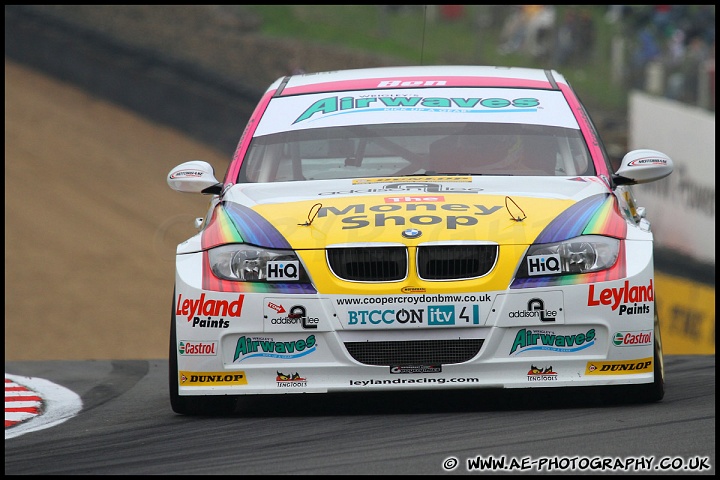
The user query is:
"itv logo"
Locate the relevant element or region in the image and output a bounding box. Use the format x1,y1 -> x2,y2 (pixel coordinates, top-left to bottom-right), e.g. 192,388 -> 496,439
428,305 -> 455,325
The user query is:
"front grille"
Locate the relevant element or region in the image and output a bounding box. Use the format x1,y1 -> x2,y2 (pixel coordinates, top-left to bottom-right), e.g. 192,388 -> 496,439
417,244 -> 497,280
326,244 -> 497,282
344,339 -> 484,366
327,246 -> 406,281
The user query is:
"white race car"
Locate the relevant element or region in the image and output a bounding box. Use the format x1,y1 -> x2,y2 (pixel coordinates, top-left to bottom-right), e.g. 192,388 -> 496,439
167,65 -> 673,415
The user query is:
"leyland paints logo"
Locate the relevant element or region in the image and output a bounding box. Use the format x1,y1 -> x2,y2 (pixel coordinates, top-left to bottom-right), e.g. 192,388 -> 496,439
175,293 -> 244,321
587,280 -> 653,314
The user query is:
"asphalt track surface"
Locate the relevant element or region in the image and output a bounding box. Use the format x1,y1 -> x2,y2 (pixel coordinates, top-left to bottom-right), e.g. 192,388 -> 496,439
3,356 -> 716,475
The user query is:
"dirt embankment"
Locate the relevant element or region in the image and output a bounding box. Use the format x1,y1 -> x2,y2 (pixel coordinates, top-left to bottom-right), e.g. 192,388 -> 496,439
5,59 -> 229,361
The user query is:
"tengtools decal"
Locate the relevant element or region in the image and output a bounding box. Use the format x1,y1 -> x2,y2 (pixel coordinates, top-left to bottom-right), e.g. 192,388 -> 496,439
527,365 -> 558,381
179,371 -> 247,386
276,371 -> 307,388
585,358 -> 653,375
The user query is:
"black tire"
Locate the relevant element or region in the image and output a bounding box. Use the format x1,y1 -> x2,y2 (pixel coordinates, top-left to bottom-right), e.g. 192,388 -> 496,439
169,288 -> 238,415
625,306 -> 665,403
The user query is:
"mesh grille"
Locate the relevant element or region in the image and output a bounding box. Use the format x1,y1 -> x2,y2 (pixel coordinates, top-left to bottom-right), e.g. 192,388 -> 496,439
327,247 -> 406,281
344,339 -> 484,366
326,245 -> 497,282
417,245 -> 497,280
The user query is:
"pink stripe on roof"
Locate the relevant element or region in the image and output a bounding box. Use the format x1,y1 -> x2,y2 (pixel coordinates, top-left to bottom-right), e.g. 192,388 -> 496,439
281,76 -> 555,96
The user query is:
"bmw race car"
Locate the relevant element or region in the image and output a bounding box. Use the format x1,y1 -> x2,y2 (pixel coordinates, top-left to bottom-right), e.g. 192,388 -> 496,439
167,65 -> 673,415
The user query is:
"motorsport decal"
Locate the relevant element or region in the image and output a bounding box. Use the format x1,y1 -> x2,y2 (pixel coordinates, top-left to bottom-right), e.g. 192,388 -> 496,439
254,88 -> 579,136
276,371 -> 307,388
527,365 -> 558,381
627,156 -> 670,167
588,280 -> 654,314
585,358 -> 653,375
168,168 -> 204,179
176,293 -> 244,321
391,365 -> 442,374
355,178 -> 472,184
612,331 -> 653,347
178,341 -> 218,356
509,328 -> 596,355
316,200 -> 502,229
179,371 -> 247,386
233,335 -> 317,363
319,181 -> 485,195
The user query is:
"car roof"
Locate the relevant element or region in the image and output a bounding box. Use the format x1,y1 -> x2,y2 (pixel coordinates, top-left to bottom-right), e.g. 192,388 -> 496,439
273,65 -> 569,96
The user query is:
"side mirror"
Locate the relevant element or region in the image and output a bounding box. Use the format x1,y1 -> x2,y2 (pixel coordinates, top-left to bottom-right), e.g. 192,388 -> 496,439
612,149 -> 673,186
167,161 -> 222,194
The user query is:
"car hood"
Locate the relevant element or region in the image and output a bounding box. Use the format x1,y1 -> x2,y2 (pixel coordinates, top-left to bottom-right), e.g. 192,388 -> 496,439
182,176 -> 625,253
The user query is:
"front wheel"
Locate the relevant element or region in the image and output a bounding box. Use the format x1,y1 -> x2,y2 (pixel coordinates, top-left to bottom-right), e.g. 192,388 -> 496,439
169,289 -> 238,415
625,306 -> 665,403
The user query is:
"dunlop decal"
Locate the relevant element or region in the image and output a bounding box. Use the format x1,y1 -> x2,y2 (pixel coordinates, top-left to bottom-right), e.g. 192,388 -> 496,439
179,371 -> 248,386
585,357 -> 653,375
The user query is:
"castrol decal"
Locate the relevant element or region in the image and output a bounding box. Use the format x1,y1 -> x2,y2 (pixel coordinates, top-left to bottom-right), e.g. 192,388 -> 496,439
178,341 -> 218,356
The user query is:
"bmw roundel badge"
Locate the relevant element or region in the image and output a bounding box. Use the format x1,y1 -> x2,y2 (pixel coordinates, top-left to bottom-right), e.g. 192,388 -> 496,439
402,228 -> 422,239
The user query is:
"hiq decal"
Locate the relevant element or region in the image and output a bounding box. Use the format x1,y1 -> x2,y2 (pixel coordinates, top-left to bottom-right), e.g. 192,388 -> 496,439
527,254 -> 561,276
266,260 -> 299,281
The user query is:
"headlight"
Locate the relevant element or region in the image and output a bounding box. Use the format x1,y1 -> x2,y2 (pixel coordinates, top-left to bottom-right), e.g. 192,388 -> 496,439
517,235 -> 620,278
208,244 -> 308,282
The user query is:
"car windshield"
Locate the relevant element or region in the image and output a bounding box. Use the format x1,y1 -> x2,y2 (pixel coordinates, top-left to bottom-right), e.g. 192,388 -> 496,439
238,122 -> 593,182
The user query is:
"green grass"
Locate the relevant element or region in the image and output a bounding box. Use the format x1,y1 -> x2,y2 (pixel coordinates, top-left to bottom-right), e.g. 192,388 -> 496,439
244,5 -> 628,113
